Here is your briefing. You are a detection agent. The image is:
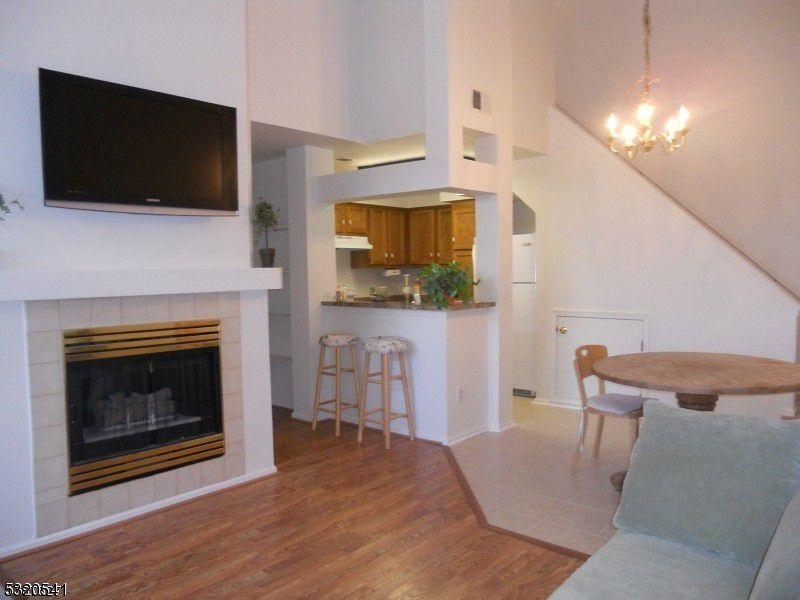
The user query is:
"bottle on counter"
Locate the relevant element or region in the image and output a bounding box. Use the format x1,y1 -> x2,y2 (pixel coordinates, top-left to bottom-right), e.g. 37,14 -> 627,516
335,283 -> 344,302
412,277 -> 422,305
402,274 -> 411,304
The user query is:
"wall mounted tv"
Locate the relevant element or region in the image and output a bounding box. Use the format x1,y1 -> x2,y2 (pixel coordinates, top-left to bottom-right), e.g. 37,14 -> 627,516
39,68 -> 238,216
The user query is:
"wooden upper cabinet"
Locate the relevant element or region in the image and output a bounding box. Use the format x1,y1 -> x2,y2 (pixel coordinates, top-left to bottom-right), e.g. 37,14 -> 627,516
334,203 -> 368,235
347,204 -> 368,235
367,207 -> 388,265
452,248 -> 474,299
408,208 -> 437,265
451,200 -> 476,250
386,208 -> 406,266
435,206 -> 453,264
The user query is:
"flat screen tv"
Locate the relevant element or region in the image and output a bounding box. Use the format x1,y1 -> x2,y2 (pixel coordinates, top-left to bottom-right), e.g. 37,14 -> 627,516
39,68 -> 238,216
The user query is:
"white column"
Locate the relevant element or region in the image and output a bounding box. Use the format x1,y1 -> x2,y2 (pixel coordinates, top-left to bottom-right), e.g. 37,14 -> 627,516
0,301 -> 36,548
287,146 -> 336,421
240,289 -> 275,473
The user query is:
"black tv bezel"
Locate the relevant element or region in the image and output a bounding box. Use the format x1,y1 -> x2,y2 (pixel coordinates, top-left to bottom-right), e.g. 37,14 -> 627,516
39,68 -> 239,217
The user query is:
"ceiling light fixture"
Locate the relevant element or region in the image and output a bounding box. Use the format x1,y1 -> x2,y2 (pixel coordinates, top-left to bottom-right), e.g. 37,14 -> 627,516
605,0 -> 690,160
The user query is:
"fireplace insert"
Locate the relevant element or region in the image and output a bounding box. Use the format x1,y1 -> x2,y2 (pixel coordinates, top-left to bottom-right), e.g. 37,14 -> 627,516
63,320 -> 224,494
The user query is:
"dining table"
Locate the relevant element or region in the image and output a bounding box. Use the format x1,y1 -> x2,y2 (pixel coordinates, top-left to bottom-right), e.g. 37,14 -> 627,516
592,351 -> 800,490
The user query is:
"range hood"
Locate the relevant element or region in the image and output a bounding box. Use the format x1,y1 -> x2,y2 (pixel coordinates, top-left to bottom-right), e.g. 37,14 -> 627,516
335,235 -> 373,250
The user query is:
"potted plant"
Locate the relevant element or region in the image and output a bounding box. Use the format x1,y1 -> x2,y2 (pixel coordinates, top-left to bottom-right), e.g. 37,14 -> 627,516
0,193 -> 22,222
253,198 -> 279,267
419,261 -> 478,309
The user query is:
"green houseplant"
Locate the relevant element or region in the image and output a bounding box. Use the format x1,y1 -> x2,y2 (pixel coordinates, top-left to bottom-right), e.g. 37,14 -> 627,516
0,193 -> 22,222
420,261 -> 478,309
253,198 -> 279,267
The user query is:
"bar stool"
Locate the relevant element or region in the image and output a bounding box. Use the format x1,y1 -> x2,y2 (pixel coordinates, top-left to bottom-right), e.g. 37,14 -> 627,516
358,336 -> 415,450
312,332 -> 361,436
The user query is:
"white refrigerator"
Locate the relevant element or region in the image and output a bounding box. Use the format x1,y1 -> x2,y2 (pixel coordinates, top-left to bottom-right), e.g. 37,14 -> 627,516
512,233 -> 537,398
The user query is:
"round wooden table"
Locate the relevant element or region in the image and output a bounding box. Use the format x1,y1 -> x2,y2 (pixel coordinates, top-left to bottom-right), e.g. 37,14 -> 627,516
593,352 -> 800,412
592,352 -> 800,490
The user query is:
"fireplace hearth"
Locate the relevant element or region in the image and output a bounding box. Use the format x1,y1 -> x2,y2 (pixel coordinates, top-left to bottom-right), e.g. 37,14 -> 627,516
64,320 -> 224,494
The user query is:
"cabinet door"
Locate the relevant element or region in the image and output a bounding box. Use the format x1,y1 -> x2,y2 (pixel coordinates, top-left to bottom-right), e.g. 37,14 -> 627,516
334,204 -> 348,235
452,200 -> 475,250
452,249 -> 474,299
408,209 -> 436,265
387,209 -> 406,266
347,204 -> 368,235
367,207 -> 388,266
435,206 -> 453,264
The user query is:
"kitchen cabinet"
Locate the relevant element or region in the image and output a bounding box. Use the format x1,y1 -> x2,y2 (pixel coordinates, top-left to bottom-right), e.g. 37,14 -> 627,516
386,208 -> 406,266
452,248 -> 475,299
435,206 -> 452,264
347,200 -> 474,269
408,208 -> 437,265
451,200 -> 475,250
335,203 -> 368,235
350,206 -> 406,267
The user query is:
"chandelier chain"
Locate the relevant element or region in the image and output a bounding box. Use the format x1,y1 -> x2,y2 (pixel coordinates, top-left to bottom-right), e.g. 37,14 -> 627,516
642,0 -> 651,94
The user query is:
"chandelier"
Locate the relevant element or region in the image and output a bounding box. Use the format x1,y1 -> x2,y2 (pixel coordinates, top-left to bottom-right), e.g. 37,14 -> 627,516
605,0 -> 690,160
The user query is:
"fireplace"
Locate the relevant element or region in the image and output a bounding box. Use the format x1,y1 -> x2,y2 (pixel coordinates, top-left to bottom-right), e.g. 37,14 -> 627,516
64,319 -> 224,494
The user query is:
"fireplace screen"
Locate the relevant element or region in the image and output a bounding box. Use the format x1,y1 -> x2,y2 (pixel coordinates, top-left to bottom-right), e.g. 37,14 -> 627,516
64,320 -> 224,494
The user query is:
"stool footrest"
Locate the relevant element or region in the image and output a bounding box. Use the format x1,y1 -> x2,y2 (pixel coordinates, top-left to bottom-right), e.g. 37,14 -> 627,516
364,414 -> 408,425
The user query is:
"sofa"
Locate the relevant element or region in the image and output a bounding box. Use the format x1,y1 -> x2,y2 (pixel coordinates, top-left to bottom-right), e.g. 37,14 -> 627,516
550,401 -> 800,599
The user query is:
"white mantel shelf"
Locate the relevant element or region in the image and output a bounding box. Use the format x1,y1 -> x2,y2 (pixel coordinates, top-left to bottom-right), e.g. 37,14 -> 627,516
0,268 -> 283,302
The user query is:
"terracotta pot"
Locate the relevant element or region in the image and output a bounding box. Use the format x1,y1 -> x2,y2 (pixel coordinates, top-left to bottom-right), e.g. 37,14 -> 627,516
259,248 -> 275,268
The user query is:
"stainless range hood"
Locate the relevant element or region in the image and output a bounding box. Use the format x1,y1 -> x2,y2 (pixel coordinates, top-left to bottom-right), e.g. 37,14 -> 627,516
335,235 -> 373,250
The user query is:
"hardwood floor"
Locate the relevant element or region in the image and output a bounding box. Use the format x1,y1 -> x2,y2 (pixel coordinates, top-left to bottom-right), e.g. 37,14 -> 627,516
2,409 -> 582,598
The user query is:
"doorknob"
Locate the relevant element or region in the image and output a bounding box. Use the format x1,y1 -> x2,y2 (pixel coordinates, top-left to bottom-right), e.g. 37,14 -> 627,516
556,326 -> 568,334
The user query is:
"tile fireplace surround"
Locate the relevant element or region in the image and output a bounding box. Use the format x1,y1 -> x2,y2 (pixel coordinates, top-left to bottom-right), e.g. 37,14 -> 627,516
0,269 -> 281,557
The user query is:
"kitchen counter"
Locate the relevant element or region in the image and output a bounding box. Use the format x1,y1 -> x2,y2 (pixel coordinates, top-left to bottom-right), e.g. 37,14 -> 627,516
320,299 -> 494,444
321,299 -> 495,311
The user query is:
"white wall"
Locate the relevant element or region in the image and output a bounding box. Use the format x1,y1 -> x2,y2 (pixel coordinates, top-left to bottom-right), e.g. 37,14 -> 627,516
514,109 -> 799,418
0,0 -> 252,270
247,0 -> 425,144
511,0 -> 554,156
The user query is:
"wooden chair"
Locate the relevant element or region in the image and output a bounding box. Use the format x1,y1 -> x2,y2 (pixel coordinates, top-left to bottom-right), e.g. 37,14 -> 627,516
574,344 -> 647,458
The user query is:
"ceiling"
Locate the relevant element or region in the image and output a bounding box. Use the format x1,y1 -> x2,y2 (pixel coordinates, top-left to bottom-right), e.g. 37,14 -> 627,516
553,0 -> 800,298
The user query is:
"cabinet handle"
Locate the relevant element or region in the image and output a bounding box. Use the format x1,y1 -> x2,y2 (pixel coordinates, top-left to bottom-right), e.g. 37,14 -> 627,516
429,252 -> 433,257
385,253 -> 388,258
390,253 -> 394,258
452,236 -> 456,243
349,219 -> 352,225
437,252 -> 440,257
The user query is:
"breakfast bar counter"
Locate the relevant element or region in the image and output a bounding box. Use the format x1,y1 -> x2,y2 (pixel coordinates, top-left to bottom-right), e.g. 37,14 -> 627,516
320,300 -> 495,444
321,299 -> 495,311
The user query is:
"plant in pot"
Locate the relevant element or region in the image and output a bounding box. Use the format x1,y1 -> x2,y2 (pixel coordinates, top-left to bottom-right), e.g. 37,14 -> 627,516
253,198 -> 279,267
419,261 -> 478,309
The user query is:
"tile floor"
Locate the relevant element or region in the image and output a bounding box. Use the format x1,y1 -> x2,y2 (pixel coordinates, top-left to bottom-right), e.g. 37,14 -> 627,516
451,397 -> 637,555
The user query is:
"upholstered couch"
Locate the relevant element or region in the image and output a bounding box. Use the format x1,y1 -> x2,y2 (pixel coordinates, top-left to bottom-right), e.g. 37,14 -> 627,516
551,401 -> 800,599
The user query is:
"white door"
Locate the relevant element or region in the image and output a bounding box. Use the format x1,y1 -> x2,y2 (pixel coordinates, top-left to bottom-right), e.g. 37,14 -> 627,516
554,313 -> 646,406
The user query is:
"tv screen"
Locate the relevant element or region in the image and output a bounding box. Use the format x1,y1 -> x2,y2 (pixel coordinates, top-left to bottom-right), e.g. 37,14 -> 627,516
39,68 -> 238,216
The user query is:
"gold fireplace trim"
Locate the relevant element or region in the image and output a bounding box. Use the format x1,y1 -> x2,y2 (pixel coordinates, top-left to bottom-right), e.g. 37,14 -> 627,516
63,319 -> 221,363
69,433 -> 225,494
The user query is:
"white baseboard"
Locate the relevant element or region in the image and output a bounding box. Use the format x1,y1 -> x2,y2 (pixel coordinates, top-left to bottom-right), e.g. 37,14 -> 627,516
0,466 -> 277,560
498,419 -> 516,432
445,425 -> 489,446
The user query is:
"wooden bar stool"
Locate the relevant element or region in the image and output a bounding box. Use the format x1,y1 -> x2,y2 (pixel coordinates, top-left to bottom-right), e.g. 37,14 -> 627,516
358,336 -> 415,450
311,332 -> 361,436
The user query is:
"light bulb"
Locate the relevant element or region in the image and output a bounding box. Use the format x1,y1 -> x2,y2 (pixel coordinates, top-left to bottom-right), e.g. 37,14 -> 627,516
636,102 -> 654,127
606,114 -> 619,137
677,105 -> 690,130
621,124 -> 637,146
665,117 -> 678,140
